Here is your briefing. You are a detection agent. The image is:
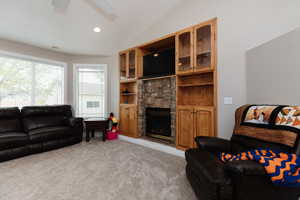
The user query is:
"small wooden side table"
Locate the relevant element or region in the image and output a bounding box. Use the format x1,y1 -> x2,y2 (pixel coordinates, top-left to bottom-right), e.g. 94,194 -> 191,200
84,118 -> 109,142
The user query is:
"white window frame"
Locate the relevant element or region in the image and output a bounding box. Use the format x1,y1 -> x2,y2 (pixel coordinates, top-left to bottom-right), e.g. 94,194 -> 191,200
0,50 -> 68,105
73,64 -> 108,118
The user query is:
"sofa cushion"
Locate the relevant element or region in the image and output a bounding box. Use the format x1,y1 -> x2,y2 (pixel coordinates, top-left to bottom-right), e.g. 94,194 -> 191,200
0,132 -> 29,150
28,126 -> 72,143
21,105 -> 72,132
22,116 -> 67,132
0,107 -> 22,133
21,105 -> 72,118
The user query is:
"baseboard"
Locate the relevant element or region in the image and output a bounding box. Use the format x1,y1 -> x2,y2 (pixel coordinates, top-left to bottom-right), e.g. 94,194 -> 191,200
119,135 -> 185,158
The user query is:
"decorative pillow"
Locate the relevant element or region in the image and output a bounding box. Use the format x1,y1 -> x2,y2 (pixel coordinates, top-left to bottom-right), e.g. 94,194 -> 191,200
276,106 -> 300,131
243,105 -> 278,125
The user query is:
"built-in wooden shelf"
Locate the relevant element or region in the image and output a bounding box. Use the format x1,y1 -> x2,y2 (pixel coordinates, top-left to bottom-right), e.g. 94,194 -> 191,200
120,79 -> 137,83
197,50 -> 211,56
121,93 -> 137,96
120,81 -> 137,104
140,75 -> 176,81
120,103 -> 136,106
119,18 -> 217,151
177,105 -> 214,109
179,55 -> 191,59
178,82 -> 213,87
176,68 -> 214,76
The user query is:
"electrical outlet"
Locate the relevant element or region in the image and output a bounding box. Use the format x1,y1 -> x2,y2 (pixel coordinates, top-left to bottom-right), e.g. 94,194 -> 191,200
224,97 -> 233,105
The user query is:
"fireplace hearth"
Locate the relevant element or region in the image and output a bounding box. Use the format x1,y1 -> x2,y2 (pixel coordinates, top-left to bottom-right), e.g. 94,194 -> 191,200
146,107 -> 172,141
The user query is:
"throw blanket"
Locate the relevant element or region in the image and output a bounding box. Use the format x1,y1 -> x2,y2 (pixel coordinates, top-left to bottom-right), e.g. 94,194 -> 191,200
219,149 -> 300,186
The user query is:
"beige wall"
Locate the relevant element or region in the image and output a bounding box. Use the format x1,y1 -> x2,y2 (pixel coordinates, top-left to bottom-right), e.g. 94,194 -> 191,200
247,27 -> 300,105
115,0 -> 300,139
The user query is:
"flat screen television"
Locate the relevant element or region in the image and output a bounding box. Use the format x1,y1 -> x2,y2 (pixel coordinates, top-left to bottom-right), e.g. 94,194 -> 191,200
143,48 -> 175,78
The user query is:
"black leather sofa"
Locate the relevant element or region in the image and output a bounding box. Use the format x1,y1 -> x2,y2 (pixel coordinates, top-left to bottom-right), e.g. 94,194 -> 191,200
185,105 -> 300,200
0,105 -> 83,162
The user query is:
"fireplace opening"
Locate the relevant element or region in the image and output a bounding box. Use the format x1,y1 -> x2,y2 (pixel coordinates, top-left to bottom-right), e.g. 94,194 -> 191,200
146,107 -> 172,141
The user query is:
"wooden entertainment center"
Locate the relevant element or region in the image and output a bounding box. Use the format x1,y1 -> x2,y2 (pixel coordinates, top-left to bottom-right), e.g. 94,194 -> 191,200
119,18 -> 217,150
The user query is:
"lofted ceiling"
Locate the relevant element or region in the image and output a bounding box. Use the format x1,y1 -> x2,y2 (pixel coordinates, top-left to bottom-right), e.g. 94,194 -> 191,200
0,0 -> 183,56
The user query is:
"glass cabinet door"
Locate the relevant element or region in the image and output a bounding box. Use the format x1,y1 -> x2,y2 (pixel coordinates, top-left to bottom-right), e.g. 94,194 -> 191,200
194,22 -> 215,71
128,50 -> 136,79
119,52 -> 127,80
176,29 -> 193,74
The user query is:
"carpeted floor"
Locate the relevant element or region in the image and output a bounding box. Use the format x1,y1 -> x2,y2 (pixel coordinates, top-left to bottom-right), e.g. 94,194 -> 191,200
0,140 -> 196,200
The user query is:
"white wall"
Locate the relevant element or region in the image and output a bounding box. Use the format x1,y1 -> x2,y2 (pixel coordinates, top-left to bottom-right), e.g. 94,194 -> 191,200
247,27 -> 300,104
0,39 -> 69,62
0,39 -> 117,114
115,0 -> 300,139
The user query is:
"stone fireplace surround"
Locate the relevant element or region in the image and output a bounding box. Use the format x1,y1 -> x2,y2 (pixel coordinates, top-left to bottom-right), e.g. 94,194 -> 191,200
138,77 -> 176,142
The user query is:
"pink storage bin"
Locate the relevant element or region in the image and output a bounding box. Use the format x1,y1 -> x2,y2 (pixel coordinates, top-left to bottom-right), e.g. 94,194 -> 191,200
106,131 -> 119,140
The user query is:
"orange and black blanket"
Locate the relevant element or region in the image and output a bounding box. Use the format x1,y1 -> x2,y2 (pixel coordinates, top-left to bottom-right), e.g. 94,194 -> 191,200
219,149 -> 300,186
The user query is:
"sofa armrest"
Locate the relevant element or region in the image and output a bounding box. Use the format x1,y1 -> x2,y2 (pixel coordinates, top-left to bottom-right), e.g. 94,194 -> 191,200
66,117 -> 83,127
195,136 -> 232,153
224,160 -> 266,176
185,148 -> 230,184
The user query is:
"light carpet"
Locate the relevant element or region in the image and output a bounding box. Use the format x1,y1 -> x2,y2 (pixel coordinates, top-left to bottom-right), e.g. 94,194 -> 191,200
0,140 -> 196,200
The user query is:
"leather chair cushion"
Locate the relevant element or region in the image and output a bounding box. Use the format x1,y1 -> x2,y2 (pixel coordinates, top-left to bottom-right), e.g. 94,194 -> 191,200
28,126 -> 72,143
185,148 -> 231,185
0,132 -> 29,150
224,160 -> 266,176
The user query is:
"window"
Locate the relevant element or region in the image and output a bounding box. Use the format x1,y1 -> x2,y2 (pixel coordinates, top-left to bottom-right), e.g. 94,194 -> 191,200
86,101 -> 100,108
74,64 -> 107,118
0,53 -> 65,107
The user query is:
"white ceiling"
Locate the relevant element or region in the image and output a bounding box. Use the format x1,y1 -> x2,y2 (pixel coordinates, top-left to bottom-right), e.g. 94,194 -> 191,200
0,0 -> 183,56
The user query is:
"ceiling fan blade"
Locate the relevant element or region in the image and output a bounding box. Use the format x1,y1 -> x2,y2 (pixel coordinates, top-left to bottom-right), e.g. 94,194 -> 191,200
85,0 -> 118,21
52,0 -> 70,13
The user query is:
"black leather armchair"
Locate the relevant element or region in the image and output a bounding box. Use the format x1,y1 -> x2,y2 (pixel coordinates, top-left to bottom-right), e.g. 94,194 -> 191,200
185,105 -> 300,200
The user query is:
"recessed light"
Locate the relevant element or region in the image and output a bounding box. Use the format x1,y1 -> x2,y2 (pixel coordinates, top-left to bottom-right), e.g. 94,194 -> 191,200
93,27 -> 101,33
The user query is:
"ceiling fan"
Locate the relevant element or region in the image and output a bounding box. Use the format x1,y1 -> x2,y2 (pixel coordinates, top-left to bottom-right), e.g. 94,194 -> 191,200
52,0 -> 117,21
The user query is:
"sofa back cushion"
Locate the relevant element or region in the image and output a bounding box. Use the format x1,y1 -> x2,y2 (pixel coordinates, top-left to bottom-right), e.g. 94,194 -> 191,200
21,105 -> 72,132
0,107 -> 22,133
233,105 -> 299,154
